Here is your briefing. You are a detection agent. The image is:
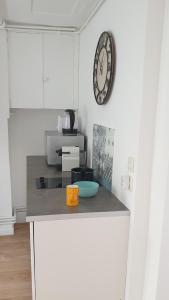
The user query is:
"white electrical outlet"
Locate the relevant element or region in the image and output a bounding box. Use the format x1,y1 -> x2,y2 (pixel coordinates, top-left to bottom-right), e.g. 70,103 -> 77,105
121,157 -> 134,192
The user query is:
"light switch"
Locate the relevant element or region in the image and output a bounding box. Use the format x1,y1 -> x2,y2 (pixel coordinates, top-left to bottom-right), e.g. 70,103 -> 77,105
129,176 -> 133,192
128,157 -> 134,173
121,175 -> 133,192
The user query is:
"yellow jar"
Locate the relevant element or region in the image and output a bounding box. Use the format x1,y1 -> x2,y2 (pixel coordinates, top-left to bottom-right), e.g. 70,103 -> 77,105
66,185 -> 79,207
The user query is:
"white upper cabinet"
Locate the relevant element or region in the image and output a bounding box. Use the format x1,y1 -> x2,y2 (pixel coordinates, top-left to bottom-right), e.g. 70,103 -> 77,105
43,33 -> 78,109
8,31 -> 43,108
8,31 -> 78,109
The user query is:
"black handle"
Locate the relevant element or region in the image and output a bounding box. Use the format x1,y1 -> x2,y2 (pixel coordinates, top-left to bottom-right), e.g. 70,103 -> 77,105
62,151 -> 71,155
56,149 -> 62,156
65,109 -> 75,132
56,149 -> 71,156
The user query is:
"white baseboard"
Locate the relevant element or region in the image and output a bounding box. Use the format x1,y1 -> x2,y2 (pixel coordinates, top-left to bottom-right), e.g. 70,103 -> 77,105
0,207 -> 26,235
0,224 -> 14,235
0,210 -> 16,236
16,207 -> 26,223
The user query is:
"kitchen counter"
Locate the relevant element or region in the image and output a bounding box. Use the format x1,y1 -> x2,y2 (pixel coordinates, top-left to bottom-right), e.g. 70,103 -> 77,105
26,156 -> 129,222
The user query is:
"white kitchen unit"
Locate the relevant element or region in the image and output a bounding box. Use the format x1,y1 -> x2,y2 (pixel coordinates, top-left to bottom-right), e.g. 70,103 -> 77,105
30,216 -> 129,300
8,31 -> 43,108
8,31 -> 78,109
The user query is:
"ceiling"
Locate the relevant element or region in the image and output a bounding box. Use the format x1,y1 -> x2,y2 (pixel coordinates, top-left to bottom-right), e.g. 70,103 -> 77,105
2,0 -> 105,31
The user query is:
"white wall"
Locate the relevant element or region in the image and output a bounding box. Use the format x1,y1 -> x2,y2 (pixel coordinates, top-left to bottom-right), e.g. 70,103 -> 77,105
78,0 -> 165,299
0,0 -> 7,23
8,109 -> 63,219
0,30 -> 13,235
0,30 -> 9,119
0,119 -> 12,217
78,0 -> 148,210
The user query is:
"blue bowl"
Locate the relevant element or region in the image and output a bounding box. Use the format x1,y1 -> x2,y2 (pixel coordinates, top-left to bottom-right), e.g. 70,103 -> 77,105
73,181 -> 99,198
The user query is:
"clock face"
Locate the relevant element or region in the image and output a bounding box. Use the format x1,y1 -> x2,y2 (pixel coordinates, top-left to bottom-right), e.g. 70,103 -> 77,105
93,32 -> 116,105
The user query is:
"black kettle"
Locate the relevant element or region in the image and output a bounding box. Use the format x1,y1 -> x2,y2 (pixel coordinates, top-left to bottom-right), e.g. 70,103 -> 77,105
62,109 -> 77,135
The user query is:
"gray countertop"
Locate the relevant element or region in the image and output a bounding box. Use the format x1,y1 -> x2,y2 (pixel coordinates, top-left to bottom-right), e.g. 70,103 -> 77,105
26,156 -> 129,222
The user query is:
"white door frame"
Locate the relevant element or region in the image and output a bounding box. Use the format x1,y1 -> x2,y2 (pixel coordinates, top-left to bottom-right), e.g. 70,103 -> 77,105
125,0 -> 168,299
142,0 -> 169,298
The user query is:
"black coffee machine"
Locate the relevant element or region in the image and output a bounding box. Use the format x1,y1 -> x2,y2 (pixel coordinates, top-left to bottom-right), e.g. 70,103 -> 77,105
62,109 -> 78,135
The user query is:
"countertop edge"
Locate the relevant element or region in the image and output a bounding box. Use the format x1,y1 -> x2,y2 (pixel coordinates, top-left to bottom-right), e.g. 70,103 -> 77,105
26,210 -> 130,222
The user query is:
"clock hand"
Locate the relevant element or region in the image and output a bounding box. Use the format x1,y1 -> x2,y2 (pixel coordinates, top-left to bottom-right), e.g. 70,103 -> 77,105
101,51 -> 105,65
100,64 -> 103,75
100,52 -> 105,75
98,59 -> 103,76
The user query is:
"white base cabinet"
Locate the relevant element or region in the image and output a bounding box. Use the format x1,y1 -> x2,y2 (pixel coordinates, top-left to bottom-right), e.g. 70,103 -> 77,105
30,216 -> 129,300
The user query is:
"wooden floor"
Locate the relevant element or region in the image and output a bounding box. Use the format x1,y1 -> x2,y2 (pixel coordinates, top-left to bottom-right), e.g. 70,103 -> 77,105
0,223 -> 32,300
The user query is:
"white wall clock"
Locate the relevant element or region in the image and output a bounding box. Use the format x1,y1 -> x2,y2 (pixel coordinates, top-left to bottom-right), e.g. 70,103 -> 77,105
93,32 -> 116,105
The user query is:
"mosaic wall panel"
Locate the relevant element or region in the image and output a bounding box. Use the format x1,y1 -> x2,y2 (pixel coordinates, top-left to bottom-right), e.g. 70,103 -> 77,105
92,124 -> 114,191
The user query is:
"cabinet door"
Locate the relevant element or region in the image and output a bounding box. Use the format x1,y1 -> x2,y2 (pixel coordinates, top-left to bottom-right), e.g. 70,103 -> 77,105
33,217 -> 129,300
43,33 -> 78,109
8,31 -> 43,108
